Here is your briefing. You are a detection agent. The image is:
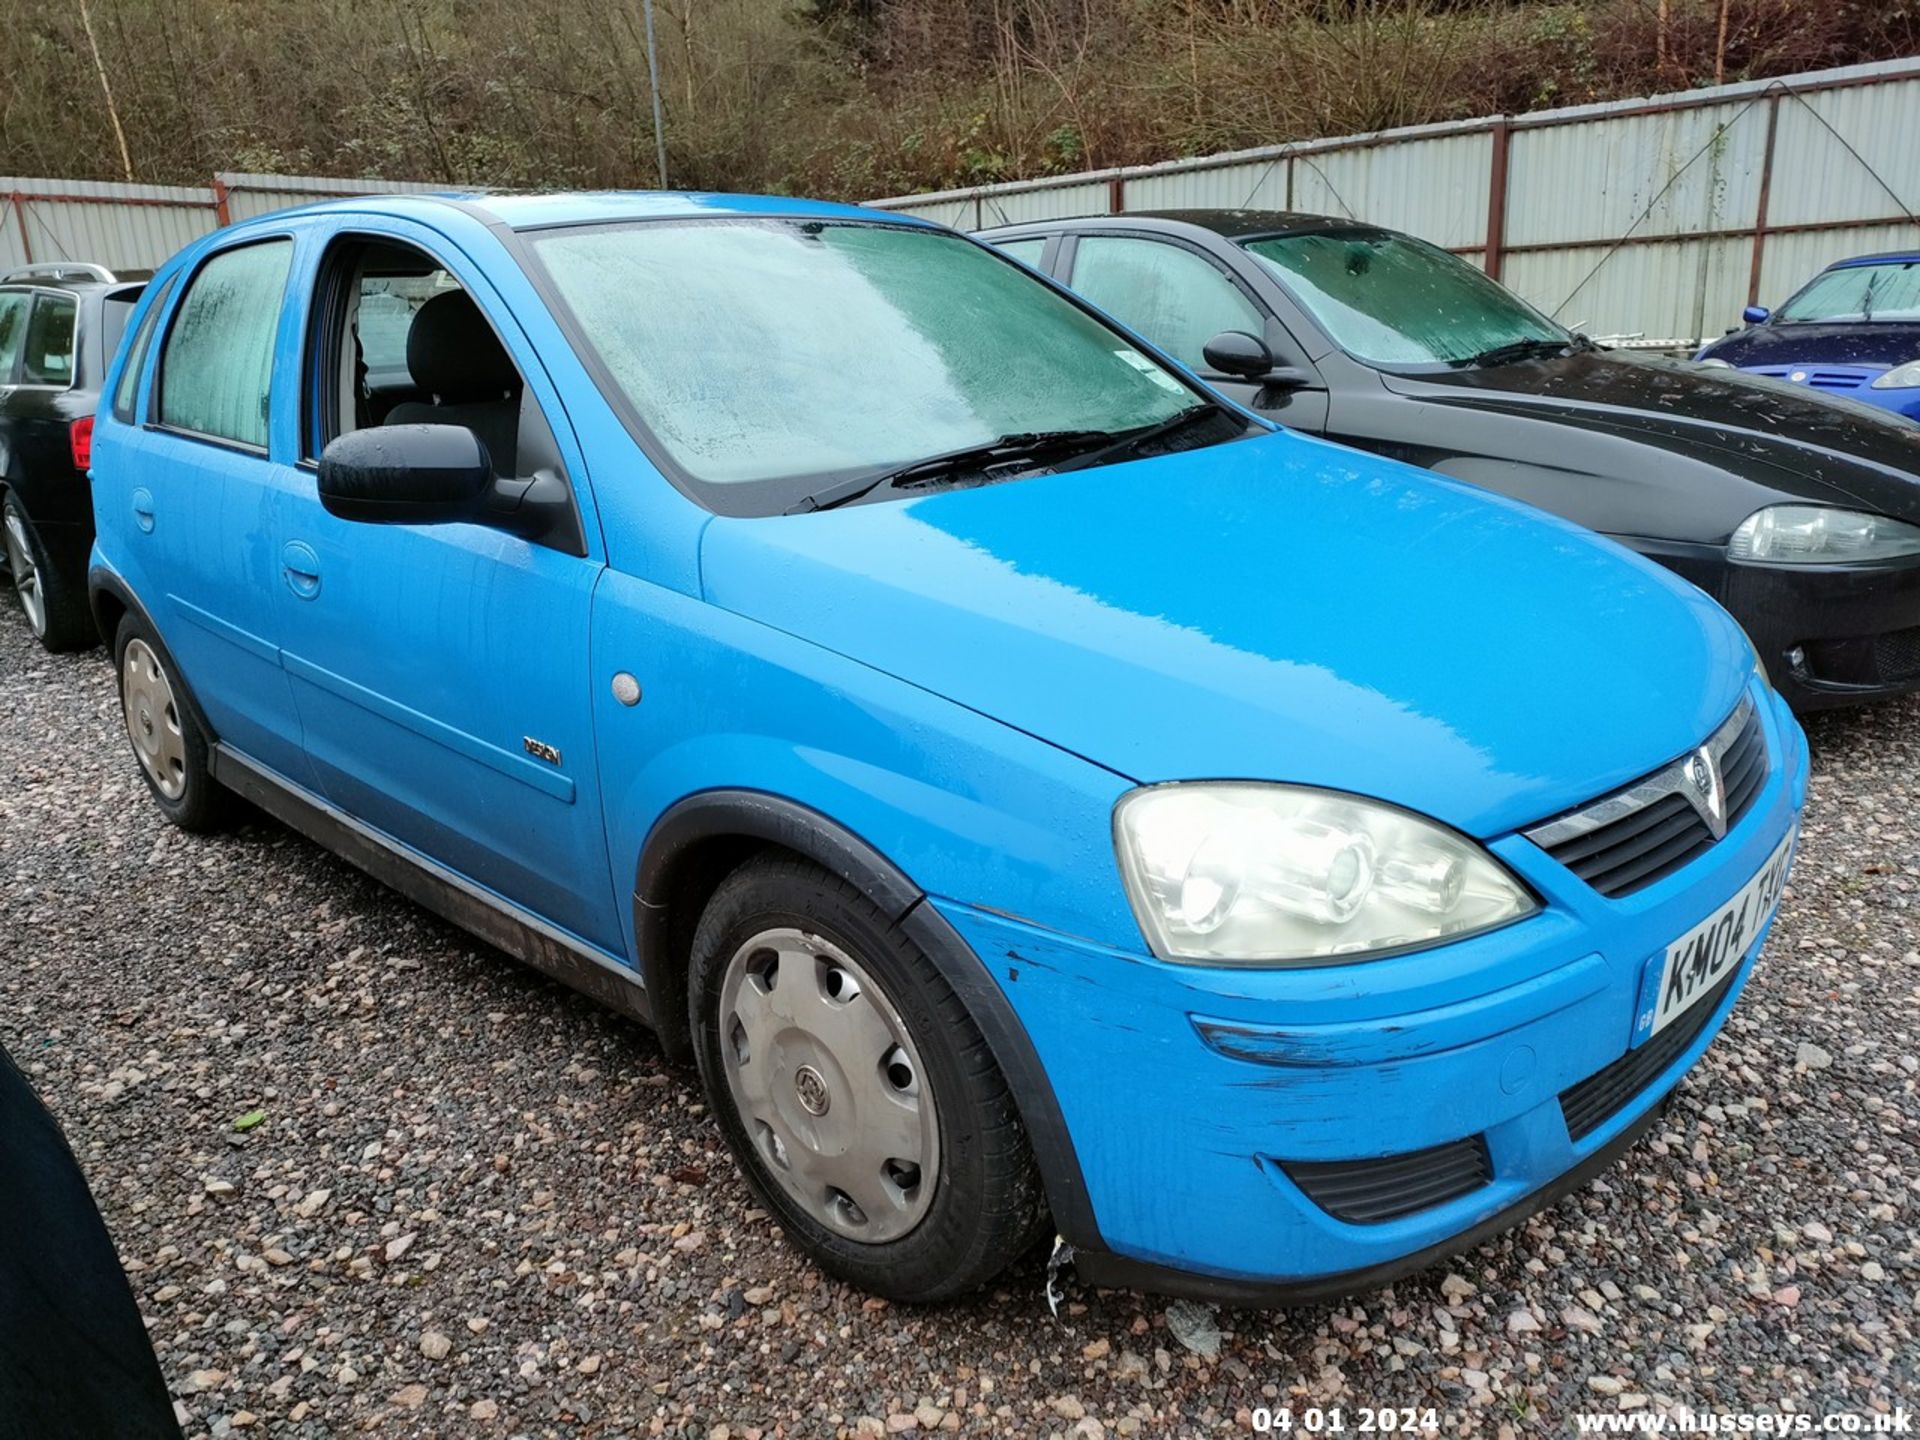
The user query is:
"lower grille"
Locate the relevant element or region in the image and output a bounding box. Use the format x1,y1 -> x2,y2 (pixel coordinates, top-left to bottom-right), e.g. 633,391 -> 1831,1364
1279,1135 -> 1492,1224
1874,625 -> 1920,683
1559,972 -> 1735,1141
1528,700 -> 1765,898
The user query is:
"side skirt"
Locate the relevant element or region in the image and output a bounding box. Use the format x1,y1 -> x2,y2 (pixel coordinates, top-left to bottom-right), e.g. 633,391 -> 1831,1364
210,744 -> 653,1027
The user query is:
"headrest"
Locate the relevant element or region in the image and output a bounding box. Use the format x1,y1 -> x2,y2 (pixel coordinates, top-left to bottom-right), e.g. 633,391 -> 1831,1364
406,290 -> 518,401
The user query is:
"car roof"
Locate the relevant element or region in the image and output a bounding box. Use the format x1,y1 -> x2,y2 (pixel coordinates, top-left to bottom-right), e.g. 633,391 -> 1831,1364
1824,250 -> 1920,270
977,208 -> 1372,241
234,189 -> 934,233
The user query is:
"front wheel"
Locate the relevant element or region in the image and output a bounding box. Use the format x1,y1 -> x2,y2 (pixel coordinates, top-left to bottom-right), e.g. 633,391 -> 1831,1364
689,853 -> 1049,1302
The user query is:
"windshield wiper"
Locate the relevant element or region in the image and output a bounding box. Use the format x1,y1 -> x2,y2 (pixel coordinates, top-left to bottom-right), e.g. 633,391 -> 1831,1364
1047,404 -> 1227,473
1463,336 -> 1574,369
784,428 -> 1135,515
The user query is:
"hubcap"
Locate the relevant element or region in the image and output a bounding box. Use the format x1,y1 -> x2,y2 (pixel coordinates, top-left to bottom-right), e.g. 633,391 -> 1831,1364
2,510 -> 45,638
121,638 -> 187,801
718,927 -> 939,1242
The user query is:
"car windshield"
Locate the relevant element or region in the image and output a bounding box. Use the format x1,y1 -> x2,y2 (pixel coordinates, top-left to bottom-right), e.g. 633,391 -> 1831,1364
526,218 -> 1203,513
1240,229 -> 1568,367
1775,261 -> 1920,323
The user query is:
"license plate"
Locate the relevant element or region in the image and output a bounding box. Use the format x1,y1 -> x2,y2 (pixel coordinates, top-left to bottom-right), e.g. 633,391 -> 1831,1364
1642,827 -> 1795,1041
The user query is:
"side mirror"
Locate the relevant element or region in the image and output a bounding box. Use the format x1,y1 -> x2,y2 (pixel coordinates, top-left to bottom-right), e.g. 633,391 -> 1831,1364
318,425 -> 493,526
1201,330 -> 1314,390
1742,305 -> 1771,326
1203,330 -> 1275,378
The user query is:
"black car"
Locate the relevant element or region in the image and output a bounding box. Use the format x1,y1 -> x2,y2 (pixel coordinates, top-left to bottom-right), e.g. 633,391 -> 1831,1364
0,263 -> 147,651
979,211 -> 1920,711
0,1042 -> 181,1439
1695,250 -> 1920,423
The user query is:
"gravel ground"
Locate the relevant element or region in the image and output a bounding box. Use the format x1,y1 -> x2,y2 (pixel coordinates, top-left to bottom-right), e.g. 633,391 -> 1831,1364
2,604 -> 1916,1440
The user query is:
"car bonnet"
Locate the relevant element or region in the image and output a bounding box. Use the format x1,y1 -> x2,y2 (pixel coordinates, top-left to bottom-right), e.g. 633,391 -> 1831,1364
1700,320 -> 1920,370
699,429 -> 1754,841
1382,350 -> 1920,521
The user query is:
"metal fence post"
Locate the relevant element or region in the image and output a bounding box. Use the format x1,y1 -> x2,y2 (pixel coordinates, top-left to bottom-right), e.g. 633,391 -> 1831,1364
8,193 -> 32,262
1484,119 -> 1511,279
1746,94 -> 1782,306
211,175 -> 233,227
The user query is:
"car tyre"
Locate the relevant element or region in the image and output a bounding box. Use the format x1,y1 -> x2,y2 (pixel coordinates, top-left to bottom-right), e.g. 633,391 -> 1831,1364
2,495 -> 94,652
689,852 -> 1049,1302
113,613 -> 229,832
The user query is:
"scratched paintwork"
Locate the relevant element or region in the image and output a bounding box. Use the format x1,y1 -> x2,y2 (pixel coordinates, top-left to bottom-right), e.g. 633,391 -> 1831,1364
933,685 -> 1803,1279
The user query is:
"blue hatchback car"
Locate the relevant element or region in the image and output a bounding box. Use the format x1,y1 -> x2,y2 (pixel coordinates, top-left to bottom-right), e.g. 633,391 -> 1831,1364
1698,251 -> 1920,420
88,192 -> 1808,1304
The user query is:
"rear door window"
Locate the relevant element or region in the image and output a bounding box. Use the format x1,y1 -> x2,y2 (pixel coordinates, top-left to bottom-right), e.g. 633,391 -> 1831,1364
1068,235 -> 1265,373
159,239 -> 294,449
21,293 -> 78,386
354,271 -> 456,386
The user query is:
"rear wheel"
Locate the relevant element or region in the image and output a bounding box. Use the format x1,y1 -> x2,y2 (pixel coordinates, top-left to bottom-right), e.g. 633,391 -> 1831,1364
2,495 -> 93,652
689,853 -> 1049,1302
113,613 -> 229,832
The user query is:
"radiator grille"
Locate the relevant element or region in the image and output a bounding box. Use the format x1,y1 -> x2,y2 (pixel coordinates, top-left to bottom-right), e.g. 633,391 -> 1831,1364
1528,701 -> 1765,899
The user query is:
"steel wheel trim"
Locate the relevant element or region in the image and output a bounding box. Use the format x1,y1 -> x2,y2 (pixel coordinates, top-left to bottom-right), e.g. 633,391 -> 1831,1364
718,926 -> 940,1243
121,639 -> 188,801
2,510 -> 45,638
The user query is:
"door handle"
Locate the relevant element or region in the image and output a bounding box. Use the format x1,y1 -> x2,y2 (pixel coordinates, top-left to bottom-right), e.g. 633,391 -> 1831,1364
281,540 -> 322,599
131,488 -> 156,533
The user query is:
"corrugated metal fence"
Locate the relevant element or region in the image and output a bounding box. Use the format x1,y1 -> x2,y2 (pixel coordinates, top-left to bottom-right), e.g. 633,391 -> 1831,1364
869,58 -> 1920,349
0,172 -> 442,277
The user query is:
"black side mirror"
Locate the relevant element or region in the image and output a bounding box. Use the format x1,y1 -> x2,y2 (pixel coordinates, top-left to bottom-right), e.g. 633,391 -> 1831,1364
318,425 -> 493,526
1201,330 -> 1313,390
1203,329 -> 1275,378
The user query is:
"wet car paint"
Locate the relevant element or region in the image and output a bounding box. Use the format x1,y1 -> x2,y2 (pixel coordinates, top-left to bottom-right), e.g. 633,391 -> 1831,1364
87,192 -> 1802,1294
977,211 -> 1920,709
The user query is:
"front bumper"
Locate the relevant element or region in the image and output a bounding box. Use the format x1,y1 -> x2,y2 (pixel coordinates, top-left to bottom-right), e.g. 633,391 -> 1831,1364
937,681 -> 1808,1299
1629,538 -> 1920,710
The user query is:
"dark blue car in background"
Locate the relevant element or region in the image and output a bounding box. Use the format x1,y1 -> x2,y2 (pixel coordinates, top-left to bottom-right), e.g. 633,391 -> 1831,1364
1698,251 -> 1920,419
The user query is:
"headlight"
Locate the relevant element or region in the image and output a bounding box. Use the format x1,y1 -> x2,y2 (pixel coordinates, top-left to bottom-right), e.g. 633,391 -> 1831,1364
1870,359 -> 1920,390
1113,784 -> 1536,965
1696,357 -> 1735,370
1729,505 -> 1920,564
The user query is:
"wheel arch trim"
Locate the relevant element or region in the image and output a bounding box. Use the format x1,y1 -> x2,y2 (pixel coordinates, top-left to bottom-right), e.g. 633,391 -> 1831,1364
86,567 -> 218,740
633,788 -> 1106,1251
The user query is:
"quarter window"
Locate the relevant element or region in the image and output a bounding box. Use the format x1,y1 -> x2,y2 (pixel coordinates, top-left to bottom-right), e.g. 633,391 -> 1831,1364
21,293 -> 78,386
160,240 -> 293,449
1068,236 -> 1265,373
0,292 -> 27,382
112,277 -> 174,423
994,237 -> 1048,268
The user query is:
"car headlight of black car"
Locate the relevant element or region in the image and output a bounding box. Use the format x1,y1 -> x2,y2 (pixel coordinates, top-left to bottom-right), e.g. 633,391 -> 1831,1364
1729,505 -> 1920,564
1114,783 -> 1536,965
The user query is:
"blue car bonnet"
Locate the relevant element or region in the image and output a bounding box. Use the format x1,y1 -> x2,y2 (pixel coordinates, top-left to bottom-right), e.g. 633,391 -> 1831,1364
701,430 -> 1751,840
